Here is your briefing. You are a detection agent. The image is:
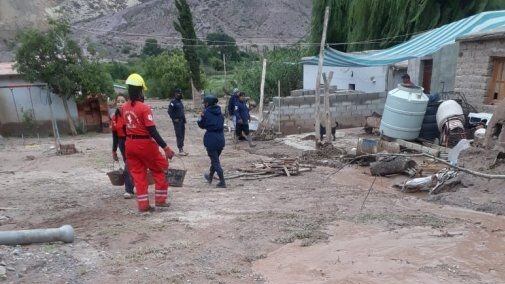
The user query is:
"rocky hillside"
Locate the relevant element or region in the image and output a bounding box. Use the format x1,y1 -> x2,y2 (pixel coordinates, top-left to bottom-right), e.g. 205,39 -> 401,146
0,0 -> 312,60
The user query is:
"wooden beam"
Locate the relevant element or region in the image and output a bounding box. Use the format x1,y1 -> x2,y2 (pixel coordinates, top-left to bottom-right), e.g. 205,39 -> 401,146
314,6 -> 330,146
322,71 -> 334,143
259,58 -> 267,121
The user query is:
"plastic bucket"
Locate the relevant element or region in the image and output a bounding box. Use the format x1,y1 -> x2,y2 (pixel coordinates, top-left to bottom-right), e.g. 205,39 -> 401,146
107,169 -> 125,186
357,138 -> 378,155
166,168 -> 186,187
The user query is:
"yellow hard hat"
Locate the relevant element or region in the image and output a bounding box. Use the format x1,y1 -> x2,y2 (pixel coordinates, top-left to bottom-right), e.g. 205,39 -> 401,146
125,73 -> 148,91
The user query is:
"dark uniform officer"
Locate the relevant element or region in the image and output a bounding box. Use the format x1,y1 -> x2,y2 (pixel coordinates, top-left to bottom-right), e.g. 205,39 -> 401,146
168,88 -> 187,156
234,92 -> 255,147
198,95 -> 226,188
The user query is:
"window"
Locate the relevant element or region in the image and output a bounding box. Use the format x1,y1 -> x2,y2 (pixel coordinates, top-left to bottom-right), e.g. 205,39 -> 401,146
486,58 -> 505,104
349,84 -> 355,90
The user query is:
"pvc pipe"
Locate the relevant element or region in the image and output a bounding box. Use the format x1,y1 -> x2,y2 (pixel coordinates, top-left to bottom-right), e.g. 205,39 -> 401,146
0,225 -> 74,245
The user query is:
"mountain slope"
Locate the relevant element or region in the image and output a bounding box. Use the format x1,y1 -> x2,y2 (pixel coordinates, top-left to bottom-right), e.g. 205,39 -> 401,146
0,0 -> 312,60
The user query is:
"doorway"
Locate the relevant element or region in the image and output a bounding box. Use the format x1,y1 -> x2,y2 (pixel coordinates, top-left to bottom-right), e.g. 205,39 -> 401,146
422,59 -> 433,94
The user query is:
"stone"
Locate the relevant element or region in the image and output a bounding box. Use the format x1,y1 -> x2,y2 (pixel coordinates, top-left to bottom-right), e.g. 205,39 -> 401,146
0,266 -> 6,279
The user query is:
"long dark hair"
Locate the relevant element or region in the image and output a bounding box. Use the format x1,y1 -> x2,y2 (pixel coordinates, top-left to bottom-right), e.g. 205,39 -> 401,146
128,85 -> 144,106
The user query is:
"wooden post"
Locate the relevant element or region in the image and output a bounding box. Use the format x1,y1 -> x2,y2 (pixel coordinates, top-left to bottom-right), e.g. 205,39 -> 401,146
314,6 -> 330,146
223,53 -> 227,89
322,71 -> 334,143
259,58 -> 267,121
277,80 -> 281,133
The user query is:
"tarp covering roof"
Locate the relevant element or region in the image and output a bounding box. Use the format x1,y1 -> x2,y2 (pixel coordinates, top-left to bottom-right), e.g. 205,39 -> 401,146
302,10 -> 505,67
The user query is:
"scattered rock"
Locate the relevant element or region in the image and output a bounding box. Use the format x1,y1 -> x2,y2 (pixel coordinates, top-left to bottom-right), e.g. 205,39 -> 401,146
25,155 -> 36,161
6,267 -> 14,272
0,266 -> 6,279
0,261 -> 5,266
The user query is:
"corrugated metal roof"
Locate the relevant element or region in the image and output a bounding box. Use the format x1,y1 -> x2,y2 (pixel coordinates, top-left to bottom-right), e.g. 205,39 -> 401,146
302,10 -> 505,67
0,62 -> 17,76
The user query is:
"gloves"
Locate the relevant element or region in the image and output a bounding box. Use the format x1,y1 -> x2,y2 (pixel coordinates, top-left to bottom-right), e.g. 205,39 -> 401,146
112,151 -> 119,161
164,146 -> 175,160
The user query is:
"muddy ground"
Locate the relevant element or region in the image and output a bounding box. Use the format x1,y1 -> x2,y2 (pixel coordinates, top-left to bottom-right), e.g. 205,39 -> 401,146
1,100 -> 505,284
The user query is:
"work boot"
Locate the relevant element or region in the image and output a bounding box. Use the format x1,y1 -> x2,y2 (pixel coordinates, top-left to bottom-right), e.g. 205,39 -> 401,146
178,149 -> 188,156
246,136 -> 256,148
139,206 -> 155,213
204,172 -> 213,184
123,192 -> 134,199
155,202 -> 170,210
216,180 -> 227,188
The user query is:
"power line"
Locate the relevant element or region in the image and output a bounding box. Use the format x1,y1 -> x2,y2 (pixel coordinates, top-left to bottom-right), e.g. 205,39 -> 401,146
75,26 -> 410,47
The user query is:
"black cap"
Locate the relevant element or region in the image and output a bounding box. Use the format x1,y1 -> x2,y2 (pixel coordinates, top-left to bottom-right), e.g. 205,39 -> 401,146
174,88 -> 182,94
204,95 -> 218,105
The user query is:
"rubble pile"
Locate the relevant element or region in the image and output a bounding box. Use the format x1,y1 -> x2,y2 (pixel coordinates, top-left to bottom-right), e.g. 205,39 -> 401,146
300,143 -> 347,167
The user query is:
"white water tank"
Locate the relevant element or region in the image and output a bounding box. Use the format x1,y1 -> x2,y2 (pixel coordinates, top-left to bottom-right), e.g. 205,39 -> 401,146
436,100 -> 464,131
380,84 -> 429,140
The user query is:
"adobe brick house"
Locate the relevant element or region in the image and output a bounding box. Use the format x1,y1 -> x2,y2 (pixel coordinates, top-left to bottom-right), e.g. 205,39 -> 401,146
455,30 -> 505,112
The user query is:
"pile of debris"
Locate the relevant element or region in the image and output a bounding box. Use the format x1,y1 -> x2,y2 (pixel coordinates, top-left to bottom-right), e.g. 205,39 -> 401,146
300,143 -> 347,167
253,128 -> 280,141
230,158 -> 313,180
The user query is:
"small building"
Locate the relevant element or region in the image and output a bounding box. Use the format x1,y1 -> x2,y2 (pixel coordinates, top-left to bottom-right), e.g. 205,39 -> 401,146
302,60 -> 407,93
454,29 -> 505,112
302,11 -> 505,98
0,62 -> 79,136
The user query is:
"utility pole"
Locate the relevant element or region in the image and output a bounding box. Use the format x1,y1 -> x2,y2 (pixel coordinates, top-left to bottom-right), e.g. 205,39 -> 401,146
323,71 -> 334,143
223,53 -> 227,90
314,6 -> 330,147
259,58 -> 267,121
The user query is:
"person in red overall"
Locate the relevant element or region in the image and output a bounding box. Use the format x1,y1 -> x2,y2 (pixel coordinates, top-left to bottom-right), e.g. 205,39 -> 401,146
122,73 -> 175,212
110,95 -> 135,199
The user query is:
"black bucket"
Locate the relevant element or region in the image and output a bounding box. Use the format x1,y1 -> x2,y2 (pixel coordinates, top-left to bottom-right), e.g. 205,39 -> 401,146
107,169 -> 125,186
167,168 -> 186,187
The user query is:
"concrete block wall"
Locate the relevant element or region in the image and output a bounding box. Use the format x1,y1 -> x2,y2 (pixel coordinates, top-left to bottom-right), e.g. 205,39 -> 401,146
454,38 -> 505,112
267,91 -> 387,134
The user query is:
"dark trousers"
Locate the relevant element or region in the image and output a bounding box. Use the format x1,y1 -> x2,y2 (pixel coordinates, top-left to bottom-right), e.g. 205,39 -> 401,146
118,138 -> 134,194
207,149 -> 224,181
173,121 -> 185,150
235,123 -> 250,139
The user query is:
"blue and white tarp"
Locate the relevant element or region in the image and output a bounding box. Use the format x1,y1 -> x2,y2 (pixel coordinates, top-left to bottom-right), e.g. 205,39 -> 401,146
302,10 -> 505,67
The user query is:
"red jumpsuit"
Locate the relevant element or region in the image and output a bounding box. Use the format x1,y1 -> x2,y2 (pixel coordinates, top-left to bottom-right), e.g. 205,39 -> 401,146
122,101 -> 169,211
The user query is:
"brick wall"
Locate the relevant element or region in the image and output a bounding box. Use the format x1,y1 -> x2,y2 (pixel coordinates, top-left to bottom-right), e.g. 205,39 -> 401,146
267,91 -> 386,134
454,37 -> 505,112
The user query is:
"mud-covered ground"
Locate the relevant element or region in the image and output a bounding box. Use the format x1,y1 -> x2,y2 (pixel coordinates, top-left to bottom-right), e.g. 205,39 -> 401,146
1,100 -> 504,284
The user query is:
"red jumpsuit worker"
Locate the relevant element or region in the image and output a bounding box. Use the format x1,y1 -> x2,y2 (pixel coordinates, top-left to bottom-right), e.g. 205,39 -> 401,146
122,73 -> 175,212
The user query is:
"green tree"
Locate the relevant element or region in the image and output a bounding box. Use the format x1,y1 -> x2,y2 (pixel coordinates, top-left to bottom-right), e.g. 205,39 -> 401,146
15,19 -> 82,135
141,38 -> 163,56
78,61 -> 114,97
15,19 -> 114,135
143,51 -> 191,99
105,61 -> 131,81
206,32 -> 239,61
234,48 -> 306,102
174,0 -> 203,90
311,0 -> 505,52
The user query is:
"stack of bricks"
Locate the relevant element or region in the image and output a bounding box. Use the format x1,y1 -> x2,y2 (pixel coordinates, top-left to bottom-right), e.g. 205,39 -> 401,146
268,91 -> 387,134
454,36 -> 505,112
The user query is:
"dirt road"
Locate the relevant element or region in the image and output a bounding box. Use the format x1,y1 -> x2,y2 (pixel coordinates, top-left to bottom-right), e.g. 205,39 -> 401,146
1,100 -> 504,283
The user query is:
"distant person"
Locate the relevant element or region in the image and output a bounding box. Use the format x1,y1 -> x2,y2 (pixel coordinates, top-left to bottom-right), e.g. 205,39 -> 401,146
401,74 -> 416,87
227,88 -> 239,137
234,92 -> 255,147
168,88 -> 187,156
111,95 -> 135,199
198,95 -> 226,188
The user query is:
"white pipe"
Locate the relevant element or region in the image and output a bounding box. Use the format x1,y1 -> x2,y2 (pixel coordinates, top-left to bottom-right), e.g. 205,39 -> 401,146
0,225 -> 74,245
